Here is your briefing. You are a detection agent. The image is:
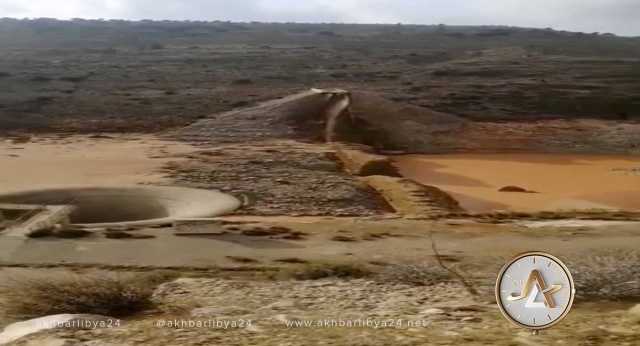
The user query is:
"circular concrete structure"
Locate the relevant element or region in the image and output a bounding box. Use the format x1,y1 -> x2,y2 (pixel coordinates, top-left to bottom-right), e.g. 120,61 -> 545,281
0,186 -> 241,227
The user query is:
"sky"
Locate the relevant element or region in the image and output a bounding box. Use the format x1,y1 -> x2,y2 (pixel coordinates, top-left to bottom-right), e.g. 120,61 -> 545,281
1,0 -> 639,36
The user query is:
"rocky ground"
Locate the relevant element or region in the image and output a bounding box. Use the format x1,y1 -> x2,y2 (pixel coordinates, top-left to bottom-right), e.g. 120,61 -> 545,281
164,141 -> 389,216
1,93 -> 639,346
1,19 -> 639,346
5,277 -> 640,346
447,119 -> 640,154
161,91 -> 391,216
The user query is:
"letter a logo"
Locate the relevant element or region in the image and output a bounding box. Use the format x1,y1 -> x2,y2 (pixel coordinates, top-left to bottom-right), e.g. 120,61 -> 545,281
507,270 -> 562,308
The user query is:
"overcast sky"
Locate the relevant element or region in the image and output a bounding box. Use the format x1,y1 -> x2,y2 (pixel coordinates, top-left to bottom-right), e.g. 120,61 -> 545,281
1,0 -> 639,36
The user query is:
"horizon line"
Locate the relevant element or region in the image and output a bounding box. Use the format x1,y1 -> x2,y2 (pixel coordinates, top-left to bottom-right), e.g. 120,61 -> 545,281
1,17 -> 637,38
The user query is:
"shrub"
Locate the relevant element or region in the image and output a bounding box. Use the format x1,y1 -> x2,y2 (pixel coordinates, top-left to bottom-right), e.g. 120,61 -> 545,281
376,264 -> 452,286
59,75 -> 90,83
316,31 -> 338,37
232,79 -> 253,85
286,262 -> 372,280
0,272 -> 176,319
30,75 -> 52,82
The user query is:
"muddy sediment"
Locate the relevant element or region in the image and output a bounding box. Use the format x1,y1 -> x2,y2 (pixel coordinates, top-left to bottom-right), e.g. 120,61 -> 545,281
0,135 -> 195,192
394,153 -> 640,213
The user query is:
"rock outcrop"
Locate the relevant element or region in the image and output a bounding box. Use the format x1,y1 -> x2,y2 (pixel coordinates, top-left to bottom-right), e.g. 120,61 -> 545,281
498,186 -> 538,193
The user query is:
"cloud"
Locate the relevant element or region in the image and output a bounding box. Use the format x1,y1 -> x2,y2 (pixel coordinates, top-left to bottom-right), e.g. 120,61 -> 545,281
0,0 -> 638,36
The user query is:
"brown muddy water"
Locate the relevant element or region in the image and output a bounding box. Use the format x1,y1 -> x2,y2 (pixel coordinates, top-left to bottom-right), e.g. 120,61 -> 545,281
393,154 -> 640,213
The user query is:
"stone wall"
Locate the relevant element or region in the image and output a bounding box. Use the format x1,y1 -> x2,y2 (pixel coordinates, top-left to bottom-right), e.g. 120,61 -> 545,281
360,176 -> 463,217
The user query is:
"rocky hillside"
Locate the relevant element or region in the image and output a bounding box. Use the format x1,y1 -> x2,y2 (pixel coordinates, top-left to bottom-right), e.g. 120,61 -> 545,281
1,19 -> 639,134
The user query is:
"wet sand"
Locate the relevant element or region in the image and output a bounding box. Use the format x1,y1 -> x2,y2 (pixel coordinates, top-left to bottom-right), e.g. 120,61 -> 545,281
393,154 -> 640,212
0,135 -> 195,193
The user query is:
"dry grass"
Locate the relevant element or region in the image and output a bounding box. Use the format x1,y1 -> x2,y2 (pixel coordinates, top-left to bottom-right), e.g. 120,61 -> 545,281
274,257 -> 309,264
568,251 -> 640,301
376,263 -> 452,286
470,252 -> 640,301
226,256 -> 260,264
0,272 -> 177,319
282,260 -> 455,285
284,262 -> 373,280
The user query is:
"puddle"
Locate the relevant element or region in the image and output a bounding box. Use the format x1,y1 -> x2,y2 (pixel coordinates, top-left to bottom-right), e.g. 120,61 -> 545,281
393,154 -> 640,213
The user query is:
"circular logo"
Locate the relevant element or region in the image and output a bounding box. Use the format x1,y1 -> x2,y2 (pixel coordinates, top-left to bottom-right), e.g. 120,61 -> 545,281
495,252 -> 575,330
